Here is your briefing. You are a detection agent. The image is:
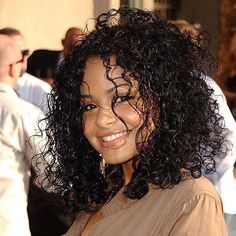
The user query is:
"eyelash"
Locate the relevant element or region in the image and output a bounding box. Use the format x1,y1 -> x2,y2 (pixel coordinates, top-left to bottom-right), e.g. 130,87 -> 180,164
113,95 -> 134,103
82,95 -> 134,112
82,104 -> 97,112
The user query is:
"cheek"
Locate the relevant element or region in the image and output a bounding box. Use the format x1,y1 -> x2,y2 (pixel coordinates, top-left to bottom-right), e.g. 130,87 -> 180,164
115,105 -> 143,128
125,111 -> 142,128
83,114 -> 94,140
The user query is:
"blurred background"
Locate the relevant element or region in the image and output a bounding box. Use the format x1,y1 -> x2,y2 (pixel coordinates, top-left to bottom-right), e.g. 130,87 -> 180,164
0,0 -> 221,54
0,0 -> 231,78
2,0 -> 231,117
0,0 -> 231,65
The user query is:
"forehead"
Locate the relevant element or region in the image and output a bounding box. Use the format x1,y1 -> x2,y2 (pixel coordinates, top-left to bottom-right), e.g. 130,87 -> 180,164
11,34 -> 26,49
0,36 -> 22,63
80,56 -> 131,93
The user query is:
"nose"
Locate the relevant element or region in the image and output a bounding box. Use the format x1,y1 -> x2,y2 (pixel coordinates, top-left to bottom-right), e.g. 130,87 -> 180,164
96,107 -> 117,128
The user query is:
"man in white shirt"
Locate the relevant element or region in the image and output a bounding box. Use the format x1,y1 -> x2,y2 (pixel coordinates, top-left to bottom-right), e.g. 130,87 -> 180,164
0,35 -> 45,235
0,28 -> 73,235
0,28 -> 52,114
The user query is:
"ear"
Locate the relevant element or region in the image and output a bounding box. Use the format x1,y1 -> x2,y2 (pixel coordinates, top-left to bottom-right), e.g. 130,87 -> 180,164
9,64 -> 16,77
62,39 -> 65,47
9,63 -> 21,78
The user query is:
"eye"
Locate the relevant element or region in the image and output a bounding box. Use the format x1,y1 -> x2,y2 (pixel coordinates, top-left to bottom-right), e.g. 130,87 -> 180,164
113,95 -> 134,104
82,103 -> 97,112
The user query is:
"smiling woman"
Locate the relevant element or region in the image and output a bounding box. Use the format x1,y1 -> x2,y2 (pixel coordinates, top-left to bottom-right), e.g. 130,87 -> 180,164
36,6 -> 229,236
81,56 -> 142,168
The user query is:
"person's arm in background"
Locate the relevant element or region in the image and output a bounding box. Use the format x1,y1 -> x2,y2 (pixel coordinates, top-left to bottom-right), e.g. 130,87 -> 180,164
0,129 -> 31,236
204,76 -> 236,214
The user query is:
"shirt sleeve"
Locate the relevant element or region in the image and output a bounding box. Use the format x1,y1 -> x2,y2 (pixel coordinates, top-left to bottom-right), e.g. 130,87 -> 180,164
0,142 -> 31,236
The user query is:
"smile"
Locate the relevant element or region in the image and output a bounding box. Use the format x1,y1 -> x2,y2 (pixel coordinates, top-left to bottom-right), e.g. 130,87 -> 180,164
99,131 -> 130,148
101,131 -> 128,142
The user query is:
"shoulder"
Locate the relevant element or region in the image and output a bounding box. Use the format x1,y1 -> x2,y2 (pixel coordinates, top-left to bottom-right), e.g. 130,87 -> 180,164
152,177 -> 227,235
175,175 -> 219,194
203,76 -> 227,104
17,73 -> 52,93
0,93 -> 44,143
150,176 -> 222,208
172,176 -> 220,200
0,92 -> 42,118
204,76 -> 223,95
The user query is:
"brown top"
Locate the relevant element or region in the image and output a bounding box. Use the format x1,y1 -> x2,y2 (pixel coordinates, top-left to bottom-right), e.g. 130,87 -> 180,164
66,176 -> 227,236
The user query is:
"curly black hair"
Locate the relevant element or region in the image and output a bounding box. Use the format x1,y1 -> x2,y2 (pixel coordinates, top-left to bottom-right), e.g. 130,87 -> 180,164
38,6 -> 228,213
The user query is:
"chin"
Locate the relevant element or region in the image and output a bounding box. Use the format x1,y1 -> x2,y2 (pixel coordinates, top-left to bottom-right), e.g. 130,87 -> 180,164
103,151 -> 136,165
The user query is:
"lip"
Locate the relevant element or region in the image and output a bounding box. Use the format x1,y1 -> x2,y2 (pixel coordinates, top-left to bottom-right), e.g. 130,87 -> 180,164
98,130 -> 130,148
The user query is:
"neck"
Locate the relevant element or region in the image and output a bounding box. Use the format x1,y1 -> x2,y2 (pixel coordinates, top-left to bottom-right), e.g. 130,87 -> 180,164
0,76 -> 15,88
122,160 -> 134,185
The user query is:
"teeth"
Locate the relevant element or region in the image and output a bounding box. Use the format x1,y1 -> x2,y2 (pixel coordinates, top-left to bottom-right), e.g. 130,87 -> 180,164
102,131 -> 127,142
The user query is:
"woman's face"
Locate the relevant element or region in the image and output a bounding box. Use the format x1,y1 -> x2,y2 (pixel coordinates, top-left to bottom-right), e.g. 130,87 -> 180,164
80,56 -> 143,165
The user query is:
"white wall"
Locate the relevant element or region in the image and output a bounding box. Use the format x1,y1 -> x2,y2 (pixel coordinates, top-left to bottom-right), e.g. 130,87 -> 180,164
0,0 -> 119,51
0,0 -> 155,52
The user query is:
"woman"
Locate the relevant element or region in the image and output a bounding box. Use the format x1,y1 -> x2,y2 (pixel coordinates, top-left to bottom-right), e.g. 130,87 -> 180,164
40,6 -> 228,235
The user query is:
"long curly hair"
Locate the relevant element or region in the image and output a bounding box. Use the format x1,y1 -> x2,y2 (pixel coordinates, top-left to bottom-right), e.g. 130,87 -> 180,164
38,6 -> 228,213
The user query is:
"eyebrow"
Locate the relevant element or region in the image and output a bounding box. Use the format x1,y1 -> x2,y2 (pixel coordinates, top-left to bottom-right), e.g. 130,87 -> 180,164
106,83 -> 130,93
81,83 -> 130,98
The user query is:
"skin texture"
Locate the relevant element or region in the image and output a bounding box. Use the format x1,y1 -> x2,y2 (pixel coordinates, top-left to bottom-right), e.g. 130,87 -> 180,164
10,34 -> 28,74
0,28 -> 29,76
0,35 -> 22,87
81,56 -> 143,184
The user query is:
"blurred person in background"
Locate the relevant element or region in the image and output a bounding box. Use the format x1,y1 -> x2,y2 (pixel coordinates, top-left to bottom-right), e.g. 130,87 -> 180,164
0,27 -> 51,114
27,27 -> 84,85
0,34 -> 45,236
0,27 -> 74,236
171,19 -> 236,236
